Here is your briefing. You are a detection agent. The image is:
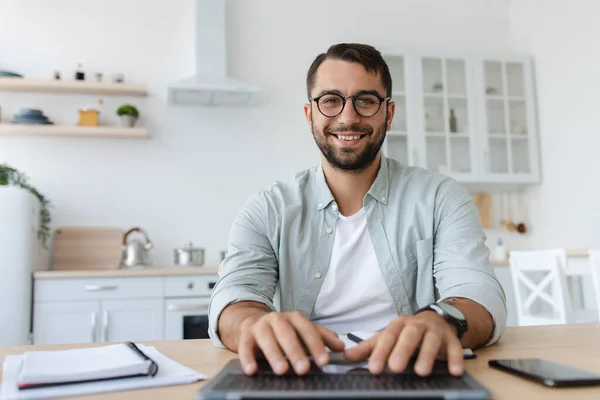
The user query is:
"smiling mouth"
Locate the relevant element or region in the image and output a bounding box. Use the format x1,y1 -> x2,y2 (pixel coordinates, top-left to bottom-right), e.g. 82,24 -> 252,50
334,133 -> 368,141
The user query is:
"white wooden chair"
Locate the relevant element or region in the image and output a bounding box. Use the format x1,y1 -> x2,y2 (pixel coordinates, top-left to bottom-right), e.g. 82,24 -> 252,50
587,250 -> 600,321
509,249 -> 573,326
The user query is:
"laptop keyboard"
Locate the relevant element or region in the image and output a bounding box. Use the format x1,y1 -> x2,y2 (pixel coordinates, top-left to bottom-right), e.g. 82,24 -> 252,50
213,373 -> 472,391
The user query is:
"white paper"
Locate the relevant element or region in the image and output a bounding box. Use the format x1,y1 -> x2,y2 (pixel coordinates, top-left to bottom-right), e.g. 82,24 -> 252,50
1,345 -> 205,400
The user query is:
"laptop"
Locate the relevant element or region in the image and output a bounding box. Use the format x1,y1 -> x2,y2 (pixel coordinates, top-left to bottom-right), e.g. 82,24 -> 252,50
197,353 -> 491,399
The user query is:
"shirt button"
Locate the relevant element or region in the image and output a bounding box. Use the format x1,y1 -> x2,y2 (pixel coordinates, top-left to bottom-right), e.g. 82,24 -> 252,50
325,227 -> 333,234
382,196 -> 386,202
315,272 -> 322,279
332,204 -> 338,211
318,203 -> 323,208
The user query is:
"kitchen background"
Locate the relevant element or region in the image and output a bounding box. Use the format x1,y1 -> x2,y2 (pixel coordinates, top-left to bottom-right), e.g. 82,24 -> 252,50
1,1 -> 599,280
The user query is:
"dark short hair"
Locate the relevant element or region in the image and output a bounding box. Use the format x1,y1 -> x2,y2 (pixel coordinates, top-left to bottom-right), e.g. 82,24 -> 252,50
306,43 -> 392,98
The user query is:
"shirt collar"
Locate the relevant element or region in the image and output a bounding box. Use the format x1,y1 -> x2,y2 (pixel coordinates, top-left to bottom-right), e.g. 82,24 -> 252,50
315,156 -> 390,211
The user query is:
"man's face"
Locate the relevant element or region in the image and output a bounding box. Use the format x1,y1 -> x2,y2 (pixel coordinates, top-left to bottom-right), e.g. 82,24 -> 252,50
304,59 -> 395,172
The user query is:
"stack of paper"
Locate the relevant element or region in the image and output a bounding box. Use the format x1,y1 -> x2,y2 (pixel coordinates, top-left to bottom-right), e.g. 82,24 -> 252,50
1,344 -> 205,400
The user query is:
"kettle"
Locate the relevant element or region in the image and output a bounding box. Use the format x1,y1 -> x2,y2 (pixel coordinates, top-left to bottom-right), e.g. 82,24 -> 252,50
120,227 -> 153,268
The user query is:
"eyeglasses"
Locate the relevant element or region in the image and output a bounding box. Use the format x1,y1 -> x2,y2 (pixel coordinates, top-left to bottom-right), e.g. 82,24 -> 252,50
309,92 -> 391,118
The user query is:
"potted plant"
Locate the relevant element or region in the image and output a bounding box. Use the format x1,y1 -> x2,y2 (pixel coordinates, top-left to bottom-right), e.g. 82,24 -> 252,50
0,164 -> 52,248
116,104 -> 140,127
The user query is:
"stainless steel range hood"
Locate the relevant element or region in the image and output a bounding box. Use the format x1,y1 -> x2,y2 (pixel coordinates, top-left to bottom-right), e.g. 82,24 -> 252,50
168,0 -> 260,107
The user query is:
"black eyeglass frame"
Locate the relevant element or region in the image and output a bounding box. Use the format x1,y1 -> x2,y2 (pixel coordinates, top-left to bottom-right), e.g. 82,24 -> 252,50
309,92 -> 392,118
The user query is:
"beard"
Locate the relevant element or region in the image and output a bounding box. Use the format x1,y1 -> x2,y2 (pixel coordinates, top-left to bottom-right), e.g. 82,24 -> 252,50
312,113 -> 387,173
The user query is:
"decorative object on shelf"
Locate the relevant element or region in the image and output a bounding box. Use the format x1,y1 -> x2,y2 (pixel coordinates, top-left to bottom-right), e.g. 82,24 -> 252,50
0,70 -> 23,78
432,81 -> 443,92
0,164 -> 52,248
449,109 -> 457,133
486,86 -> 498,95
120,227 -> 154,268
53,70 -> 61,80
78,99 -> 102,126
174,242 -> 205,267
95,72 -> 103,82
493,237 -> 507,261
113,73 -> 125,83
116,104 -> 139,127
11,108 -> 53,125
516,194 -> 527,234
74,63 -> 85,81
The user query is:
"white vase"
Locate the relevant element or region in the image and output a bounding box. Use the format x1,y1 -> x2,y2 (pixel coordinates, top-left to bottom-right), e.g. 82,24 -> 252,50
120,115 -> 137,127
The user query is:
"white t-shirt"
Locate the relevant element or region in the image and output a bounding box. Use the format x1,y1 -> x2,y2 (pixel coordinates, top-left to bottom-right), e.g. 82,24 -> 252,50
311,208 -> 398,333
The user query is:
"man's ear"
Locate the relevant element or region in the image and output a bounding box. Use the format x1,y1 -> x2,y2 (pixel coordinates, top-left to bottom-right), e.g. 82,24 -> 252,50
386,101 -> 396,131
304,103 -> 313,131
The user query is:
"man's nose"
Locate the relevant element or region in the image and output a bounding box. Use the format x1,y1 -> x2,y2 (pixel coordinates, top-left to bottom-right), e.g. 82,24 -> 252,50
336,99 -> 361,126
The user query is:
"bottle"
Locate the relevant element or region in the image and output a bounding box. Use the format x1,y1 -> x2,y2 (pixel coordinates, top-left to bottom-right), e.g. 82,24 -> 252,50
494,237 -> 507,261
75,63 -> 85,81
449,109 -> 457,133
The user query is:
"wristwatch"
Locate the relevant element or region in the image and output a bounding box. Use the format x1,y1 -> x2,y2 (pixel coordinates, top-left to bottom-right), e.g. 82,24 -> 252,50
416,302 -> 468,340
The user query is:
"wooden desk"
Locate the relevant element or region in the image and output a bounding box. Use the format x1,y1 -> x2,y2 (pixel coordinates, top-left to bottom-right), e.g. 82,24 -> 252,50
1,323 -> 599,399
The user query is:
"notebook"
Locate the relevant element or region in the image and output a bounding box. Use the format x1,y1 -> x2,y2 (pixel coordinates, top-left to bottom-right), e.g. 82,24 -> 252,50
17,342 -> 157,389
1,343 -> 205,400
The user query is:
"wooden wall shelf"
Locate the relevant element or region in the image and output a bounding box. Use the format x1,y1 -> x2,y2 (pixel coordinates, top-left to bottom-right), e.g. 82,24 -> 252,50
0,78 -> 148,97
0,124 -> 148,139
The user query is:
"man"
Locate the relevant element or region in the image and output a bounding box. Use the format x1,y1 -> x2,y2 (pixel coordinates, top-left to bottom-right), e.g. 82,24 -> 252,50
209,43 -> 506,378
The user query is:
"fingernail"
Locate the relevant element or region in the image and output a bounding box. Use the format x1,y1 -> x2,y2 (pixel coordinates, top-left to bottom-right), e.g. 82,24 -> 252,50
243,363 -> 255,374
416,360 -> 429,374
295,359 -> 309,373
390,355 -> 405,369
275,360 -> 288,374
317,353 -> 329,366
451,364 -> 464,375
370,360 -> 383,373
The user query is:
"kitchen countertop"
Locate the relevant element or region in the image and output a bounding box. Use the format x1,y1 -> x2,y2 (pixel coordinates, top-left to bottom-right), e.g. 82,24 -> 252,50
490,248 -> 589,266
33,266 -> 220,279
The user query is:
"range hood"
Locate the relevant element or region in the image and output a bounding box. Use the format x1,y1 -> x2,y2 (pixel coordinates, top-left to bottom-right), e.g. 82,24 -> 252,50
168,0 -> 260,107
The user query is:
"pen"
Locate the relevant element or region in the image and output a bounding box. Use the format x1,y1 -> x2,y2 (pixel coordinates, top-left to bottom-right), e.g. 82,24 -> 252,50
347,333 -> 364,344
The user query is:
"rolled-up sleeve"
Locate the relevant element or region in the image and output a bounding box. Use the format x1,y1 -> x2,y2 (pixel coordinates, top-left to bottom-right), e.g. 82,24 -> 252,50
208,194 -> 279,348
433,179 -> 507,346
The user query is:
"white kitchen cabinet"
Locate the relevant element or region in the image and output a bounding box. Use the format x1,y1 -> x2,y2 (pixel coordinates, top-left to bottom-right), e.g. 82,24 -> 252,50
102,299 -> 164,343
33,276 -> 165,345
33,301 -> 99,345
383,51 -> 540,187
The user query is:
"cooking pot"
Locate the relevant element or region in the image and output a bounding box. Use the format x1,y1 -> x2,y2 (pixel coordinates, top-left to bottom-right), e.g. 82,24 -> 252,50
174,242 -> 205,267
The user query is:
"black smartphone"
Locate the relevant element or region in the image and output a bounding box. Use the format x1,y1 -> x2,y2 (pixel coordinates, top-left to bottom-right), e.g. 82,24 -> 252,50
489,358 -> 600,387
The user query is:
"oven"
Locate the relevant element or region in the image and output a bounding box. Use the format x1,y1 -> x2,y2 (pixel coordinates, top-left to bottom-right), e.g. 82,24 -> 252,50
164,275 -> 217,340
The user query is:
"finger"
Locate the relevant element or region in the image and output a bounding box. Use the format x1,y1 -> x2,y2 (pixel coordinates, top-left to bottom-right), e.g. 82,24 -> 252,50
445,332 -> 464,376
368,330 -> 401,374
238,330 -> 258,375
271,316 -> 311,375
253,322 -> 289,375
388,324 -> 426,372
414,331 -> 443,376
344,337 -> 377,362
316,325 -> 346,353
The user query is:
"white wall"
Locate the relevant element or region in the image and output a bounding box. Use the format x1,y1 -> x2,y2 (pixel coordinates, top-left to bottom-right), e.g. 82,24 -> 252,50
509,0 -> 600,250
0,0 -> 513,267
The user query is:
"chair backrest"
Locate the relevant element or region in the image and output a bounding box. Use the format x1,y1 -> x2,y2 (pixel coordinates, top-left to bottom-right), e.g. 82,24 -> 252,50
508,249 -> 572,325
587,250 -> 600,321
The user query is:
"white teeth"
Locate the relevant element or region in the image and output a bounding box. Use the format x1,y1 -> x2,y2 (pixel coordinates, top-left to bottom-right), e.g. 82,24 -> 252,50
336,135 -> 362,141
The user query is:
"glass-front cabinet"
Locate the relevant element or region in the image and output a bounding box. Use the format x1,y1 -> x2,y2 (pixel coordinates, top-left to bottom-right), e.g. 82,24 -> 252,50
476,58 -> 539,182
382,55 -> 412,166
382,52 -> 540,185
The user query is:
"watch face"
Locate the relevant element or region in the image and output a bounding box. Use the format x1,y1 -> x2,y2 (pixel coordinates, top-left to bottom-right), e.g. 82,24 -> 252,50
438,302 -> 466,321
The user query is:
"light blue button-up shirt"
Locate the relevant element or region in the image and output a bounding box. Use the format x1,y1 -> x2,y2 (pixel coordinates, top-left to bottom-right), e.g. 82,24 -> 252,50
209,157 -> 507,347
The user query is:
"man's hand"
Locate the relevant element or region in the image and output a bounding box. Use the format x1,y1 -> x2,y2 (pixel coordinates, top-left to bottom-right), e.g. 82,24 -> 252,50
238,311 -> 345,376
344,312 -> 464,377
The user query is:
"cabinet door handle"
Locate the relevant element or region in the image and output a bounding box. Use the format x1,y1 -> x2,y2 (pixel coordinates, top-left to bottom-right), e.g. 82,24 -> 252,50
84,285 -> 118,292
102,311 -> 109,343
167,303 -> 210,312
91,312 -> 97,343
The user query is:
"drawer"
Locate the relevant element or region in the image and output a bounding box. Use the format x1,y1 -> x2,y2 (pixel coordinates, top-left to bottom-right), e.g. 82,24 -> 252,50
165,274 -> 218,298
35,277 -> 164,302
